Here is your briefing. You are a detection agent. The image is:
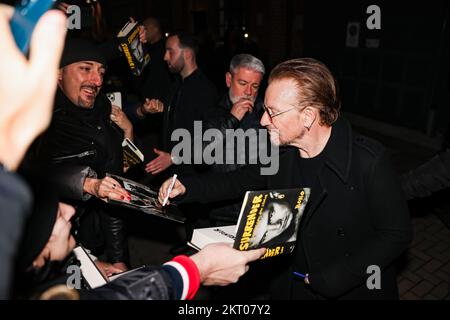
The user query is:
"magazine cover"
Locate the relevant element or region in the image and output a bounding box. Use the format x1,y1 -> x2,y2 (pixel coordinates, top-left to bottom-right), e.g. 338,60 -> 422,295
234,188 -> 310,259
106,174 -> 185,223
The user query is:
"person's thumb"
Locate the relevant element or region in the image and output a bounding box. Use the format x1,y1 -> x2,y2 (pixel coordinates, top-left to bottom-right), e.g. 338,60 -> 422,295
243,247 -> 266,262
154,148 -> 162,155
29,10 -> 67,81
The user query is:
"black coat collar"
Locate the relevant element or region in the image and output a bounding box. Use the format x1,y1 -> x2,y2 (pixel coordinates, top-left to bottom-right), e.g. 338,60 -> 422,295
54,87 -> 111,121
286,117 -> 353,225
321,117 -> 353,184
280,116 -> 353,184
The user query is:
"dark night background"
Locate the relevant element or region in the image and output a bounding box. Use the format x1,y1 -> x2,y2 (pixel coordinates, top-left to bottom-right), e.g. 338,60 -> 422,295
4,0 -> 450,140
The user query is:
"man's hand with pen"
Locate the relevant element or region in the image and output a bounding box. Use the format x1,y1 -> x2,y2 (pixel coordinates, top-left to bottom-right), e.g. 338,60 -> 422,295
158,176 -> 186,206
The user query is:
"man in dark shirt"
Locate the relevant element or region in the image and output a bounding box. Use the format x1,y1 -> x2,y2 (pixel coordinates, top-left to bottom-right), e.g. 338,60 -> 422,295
142,33 -> 219,177
140,33 -> 219,254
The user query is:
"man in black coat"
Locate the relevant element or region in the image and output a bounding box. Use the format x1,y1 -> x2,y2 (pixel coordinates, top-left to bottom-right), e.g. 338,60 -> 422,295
141,33 -> 219,177
159,58 -> 412,299
203,54 -> 267,226
30,39 -> 132,276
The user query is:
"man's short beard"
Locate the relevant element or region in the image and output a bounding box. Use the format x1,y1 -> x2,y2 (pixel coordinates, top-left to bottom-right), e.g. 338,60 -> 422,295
229,88 -> 256,105
169,55 -> 185,74
77,98 -> 95,109
269,127 -> 305,147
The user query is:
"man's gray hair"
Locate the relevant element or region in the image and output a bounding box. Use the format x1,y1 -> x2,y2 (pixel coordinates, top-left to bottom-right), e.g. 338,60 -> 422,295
230,54 -> 265,75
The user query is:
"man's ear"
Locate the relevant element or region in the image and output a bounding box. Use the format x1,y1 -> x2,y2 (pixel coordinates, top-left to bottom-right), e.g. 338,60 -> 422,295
225,72 -> 232,88
183,48 -> 193,61
302,106 -> 317,130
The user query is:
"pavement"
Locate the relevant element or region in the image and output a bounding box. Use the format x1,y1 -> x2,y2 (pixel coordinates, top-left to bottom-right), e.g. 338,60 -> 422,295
397,212 -> 450,300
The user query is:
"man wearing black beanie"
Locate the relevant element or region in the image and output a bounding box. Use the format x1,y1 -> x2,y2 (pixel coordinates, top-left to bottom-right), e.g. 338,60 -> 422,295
28,38 -> 134,277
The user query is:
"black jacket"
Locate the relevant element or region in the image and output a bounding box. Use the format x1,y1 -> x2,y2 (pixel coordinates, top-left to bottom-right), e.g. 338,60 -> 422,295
138,38 -> 172,105
203,95 -> 267,224
32,89 -> 129,264
179,117 -> 412,299
161,69 -> 219,177
204,94 -> 266,171
81,265 -> 180,300
163,68 -> 219,152
132,38 -> 172,142
14,253 -> 184,300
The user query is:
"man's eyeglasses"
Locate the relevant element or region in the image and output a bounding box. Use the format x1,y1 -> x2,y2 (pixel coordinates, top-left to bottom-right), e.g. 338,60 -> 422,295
263,105 -> 297,123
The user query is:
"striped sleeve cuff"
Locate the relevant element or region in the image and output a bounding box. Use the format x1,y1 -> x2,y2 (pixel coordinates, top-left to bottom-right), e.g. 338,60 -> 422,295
163,255 -> 200,300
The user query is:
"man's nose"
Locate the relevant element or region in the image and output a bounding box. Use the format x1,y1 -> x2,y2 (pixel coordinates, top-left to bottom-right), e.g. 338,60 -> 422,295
260,111 -> 271,126
244,85 -> 253,97
90,71 -> 103,87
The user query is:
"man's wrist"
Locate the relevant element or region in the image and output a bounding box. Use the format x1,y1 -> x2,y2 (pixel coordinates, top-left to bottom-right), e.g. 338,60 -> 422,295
124,128 -> 134,140
170,154 -> 180,165
83,177 -> 97,196
165,255 -> 201,300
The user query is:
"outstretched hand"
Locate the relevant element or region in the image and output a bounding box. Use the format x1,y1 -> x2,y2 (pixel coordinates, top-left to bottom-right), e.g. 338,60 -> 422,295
145,148 -> 172,175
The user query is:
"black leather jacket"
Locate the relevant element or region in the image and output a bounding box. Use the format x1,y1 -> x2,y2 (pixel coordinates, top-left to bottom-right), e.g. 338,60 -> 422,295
81,265 -> 179,300
203,95 -> 267,224
34,89 -> 129,264
14,254 -> 181,300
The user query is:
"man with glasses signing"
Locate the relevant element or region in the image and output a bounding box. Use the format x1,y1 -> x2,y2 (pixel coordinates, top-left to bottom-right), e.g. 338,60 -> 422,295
158,58 -> 412,300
